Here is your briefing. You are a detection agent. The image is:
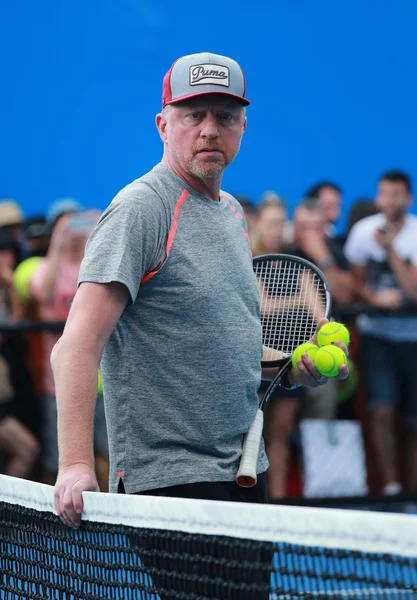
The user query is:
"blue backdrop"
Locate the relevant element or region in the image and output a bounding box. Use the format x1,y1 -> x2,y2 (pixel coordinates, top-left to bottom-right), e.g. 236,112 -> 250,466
1,0 -> 416,232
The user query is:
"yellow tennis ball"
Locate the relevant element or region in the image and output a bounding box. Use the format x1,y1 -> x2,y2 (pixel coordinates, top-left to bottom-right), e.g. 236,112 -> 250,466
292,343 -> 319,371
97,370 -> 103,395
13,256 -> 42,302
317,322 -> 350,347
314,345 -> 347,378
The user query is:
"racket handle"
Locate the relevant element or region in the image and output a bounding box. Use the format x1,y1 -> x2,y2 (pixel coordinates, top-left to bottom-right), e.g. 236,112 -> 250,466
236,409 -> 264,488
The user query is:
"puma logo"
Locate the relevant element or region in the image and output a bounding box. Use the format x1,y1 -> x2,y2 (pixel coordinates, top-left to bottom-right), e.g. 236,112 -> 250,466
189,64 -> 230,87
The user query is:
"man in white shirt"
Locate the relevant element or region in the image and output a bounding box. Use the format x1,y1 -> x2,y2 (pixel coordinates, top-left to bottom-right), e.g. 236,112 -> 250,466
344,170 -> 417,496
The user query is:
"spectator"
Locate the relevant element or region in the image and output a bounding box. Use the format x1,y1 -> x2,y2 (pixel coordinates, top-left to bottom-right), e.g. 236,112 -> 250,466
251,193 -> 287,257
251,194 -> 305,500
0,225 -> 40,478
0,354 -> 40,478
304,181 -> 342,237
31,209 -> 107,485
290,198 -> 354,306
281,199 -> 354,453
344,170 -> 417,495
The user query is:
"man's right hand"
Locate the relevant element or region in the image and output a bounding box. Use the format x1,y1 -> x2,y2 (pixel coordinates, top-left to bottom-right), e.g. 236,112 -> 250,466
54,464 -> 99,529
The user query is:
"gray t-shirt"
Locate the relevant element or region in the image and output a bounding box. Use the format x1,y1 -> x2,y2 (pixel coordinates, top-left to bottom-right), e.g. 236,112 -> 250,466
79,163 -> 268,493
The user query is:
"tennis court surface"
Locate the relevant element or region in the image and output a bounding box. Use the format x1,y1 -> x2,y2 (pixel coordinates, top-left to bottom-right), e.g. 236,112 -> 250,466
1,474 -> 417,599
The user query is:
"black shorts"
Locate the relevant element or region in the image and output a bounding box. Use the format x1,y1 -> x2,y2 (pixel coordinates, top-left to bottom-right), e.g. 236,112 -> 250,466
361,335 -> 417,426
131,472 -> 268,503
119,474 -> 272,599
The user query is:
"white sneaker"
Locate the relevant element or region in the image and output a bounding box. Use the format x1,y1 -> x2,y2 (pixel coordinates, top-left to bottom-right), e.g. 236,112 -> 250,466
383,482 -> 403,495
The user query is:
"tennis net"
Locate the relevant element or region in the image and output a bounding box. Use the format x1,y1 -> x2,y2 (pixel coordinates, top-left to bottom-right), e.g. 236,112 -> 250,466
1,474 -> 417,599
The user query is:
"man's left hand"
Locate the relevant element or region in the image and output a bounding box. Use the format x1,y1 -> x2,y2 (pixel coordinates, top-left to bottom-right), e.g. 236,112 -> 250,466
288,318 -> 349,388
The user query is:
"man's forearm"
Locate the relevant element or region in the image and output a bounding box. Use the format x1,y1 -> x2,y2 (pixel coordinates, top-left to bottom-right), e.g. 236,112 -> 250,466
51,337 -> 99,471
387,249 -> 417,301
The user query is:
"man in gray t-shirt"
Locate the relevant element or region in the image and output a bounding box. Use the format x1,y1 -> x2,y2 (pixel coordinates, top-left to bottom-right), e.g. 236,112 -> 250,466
52,52 -> 348,530
78,164 -> 269,495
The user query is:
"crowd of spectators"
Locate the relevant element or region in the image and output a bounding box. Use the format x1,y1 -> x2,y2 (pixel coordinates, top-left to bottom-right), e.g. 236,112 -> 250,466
0,199 -> 108,489
1,169 -> 416,503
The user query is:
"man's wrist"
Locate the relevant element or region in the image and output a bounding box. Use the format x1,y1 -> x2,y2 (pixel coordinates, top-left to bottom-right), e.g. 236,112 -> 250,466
59,458 -> 95,473
280,366 -> 301,390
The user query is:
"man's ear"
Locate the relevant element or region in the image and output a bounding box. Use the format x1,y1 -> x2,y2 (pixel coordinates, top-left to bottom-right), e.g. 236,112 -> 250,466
156,112 -> 168,142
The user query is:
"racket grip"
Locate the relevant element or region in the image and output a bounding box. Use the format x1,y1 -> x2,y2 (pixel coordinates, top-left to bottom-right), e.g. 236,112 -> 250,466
236,409 -> 264,488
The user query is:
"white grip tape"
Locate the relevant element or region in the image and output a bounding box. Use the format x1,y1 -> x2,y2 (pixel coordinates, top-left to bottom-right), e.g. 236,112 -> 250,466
236,409 -> 264,488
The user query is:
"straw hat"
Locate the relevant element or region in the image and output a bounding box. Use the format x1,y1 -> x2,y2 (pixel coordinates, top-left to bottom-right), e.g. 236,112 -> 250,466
0,200 -> 23,226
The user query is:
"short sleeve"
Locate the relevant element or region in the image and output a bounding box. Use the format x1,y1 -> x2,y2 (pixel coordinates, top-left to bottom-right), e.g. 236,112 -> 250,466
78,189 -> 169,303
344,222 -> 368,266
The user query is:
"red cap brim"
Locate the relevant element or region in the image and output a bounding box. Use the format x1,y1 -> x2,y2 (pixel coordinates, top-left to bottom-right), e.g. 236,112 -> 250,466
163,90 -> 250,108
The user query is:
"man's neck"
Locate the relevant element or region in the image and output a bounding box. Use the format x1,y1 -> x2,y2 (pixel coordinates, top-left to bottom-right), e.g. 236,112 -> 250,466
162,156 -> 221,202
386,213 -> 407,231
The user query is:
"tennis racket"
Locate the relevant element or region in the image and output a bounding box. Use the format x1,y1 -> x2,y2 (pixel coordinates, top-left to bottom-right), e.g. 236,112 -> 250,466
236,254 -> 332,488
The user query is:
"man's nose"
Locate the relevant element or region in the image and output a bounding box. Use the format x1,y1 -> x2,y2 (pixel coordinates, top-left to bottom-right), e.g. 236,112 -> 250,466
200,113 -> 219,138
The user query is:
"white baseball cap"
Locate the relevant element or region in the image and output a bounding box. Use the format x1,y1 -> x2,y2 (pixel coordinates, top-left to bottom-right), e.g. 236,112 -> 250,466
162,52 -> 250,108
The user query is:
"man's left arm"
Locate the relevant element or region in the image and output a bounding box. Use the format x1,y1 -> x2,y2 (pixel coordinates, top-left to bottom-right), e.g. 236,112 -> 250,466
375,228 -> 417,302
387,248 -> 417,302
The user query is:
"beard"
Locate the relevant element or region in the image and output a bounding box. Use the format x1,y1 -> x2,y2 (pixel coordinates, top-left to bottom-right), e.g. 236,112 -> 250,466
387,206 -> 407,223
186,140 -> 241,180
188,152 -> 227,179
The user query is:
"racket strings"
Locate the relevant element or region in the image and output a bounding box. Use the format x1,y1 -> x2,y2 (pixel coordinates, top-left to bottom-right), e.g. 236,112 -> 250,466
255,258 -> 327,362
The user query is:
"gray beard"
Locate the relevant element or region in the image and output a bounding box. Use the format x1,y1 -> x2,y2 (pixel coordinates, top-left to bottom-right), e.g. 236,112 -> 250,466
188,157 -> 226,180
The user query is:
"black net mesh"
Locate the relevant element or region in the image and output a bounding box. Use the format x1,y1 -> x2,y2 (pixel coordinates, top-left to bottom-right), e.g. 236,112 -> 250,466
1,475 -> 417,600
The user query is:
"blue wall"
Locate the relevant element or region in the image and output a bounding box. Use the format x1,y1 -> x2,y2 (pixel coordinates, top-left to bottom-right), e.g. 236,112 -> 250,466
1,0 -> 416,232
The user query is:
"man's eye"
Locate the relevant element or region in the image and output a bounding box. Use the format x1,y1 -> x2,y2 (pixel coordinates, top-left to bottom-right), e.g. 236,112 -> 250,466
220,113 -> 232,120
190,112 -> 201,119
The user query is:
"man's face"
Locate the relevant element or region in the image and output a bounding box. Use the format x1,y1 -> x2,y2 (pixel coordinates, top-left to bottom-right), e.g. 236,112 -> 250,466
318,187 -> 341,225
376,180 -> 411,221
160,95 -> 246,180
